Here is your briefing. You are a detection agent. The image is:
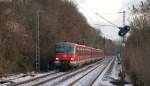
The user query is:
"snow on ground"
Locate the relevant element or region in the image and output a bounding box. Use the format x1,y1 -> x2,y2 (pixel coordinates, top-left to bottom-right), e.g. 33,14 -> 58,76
41,57 -> 112,86
94,57 -> 132,86
0,71 -> 54,86
72,64 -> 105,86
0,57 -> 132,86
20,72 -> 65,86
52,64 -> 105,86
92,57 -> 115,86
11,73 -> 48,83
40,64 -> 102,86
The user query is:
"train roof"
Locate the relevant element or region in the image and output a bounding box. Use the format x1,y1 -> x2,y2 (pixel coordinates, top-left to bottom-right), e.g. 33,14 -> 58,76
56,42 -> 87,47
56,42 -> 103,51
56,42 -> 76,46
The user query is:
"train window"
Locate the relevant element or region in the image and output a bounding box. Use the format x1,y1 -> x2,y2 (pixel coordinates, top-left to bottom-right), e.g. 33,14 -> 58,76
82,48 -> 84,55
82,48 -> 84,56
78,47 -> 83,56
66,46 -> 74,54
76,47 -> 81,56
80,48 -> 83,56
56,45 -> 65,53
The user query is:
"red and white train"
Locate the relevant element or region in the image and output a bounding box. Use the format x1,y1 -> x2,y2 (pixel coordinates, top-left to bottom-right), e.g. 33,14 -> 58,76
55,42 -> 104,68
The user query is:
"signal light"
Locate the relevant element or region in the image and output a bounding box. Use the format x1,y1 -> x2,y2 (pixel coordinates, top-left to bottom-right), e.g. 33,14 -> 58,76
118,25 -> 130,37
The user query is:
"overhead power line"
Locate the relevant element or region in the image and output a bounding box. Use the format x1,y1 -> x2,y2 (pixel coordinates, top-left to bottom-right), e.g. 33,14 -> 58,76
76,0 -> 119,28
95,13 -> 119,28
94,24 -> 117,27
73,0 -> 95,23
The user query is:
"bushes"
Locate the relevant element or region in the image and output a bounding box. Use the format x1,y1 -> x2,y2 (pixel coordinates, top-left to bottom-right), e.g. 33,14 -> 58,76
125,0 -> 150,85
125,29 -> 150,86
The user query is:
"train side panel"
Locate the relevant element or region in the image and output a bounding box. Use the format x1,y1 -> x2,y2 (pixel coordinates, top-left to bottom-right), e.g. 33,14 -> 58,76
54,42 -> 104,69
70,45 -> 92,66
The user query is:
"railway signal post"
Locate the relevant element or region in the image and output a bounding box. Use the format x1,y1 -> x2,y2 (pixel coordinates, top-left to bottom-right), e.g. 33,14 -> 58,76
118,11 -> 130,86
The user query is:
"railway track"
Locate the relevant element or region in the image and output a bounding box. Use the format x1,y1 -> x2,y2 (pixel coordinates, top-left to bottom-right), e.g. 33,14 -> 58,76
90,57 -> 115,86
40,57 -> 115,86
0,72 -> 50,85
7,57 -> 115,86
8,71 -> 59,86
61,57 -> 114,86
40,59 -> 106,86
31,59 -> 104,86
8,58 -> 104,86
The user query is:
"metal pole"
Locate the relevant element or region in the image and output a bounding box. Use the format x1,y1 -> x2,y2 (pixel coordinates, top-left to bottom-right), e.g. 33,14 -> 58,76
123,11 -> 125,26
118,10 -> 126,86
123,10 -> 126,70
122,10 -> 126,86
104,37 -> 105,58
120,10 -> 126,86
35,10 -> 40,72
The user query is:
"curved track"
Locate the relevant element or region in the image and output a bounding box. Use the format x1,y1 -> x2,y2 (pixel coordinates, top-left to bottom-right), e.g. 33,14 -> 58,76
7,56 -> 115,86
40,57 -> 115,86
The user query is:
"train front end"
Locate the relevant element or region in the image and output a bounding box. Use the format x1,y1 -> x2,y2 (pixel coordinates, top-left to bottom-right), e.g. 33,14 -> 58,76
55,42 -> 77,68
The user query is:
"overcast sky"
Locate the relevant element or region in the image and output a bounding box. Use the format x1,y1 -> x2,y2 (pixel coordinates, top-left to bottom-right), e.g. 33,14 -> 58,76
73,0 -> 143,40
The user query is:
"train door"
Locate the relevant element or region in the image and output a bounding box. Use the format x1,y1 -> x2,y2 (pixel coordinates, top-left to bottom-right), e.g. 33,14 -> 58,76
76,46 -> 81,66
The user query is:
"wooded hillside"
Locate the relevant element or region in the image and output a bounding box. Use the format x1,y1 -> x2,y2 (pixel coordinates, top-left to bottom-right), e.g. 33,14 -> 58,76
0,0 -> 107,74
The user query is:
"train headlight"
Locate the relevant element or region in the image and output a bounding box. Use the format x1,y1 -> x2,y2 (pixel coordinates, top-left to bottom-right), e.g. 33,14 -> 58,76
56,58 -> 59,60
71,57 -> 74,61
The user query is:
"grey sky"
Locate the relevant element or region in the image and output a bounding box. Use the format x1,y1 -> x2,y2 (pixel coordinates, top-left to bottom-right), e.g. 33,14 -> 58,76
72,0 -> 143,40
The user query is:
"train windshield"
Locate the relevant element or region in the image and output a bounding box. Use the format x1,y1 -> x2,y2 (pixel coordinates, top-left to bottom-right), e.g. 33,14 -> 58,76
66,46 -> 74,54
56,45 -> 65,53
56,45 -> 74,54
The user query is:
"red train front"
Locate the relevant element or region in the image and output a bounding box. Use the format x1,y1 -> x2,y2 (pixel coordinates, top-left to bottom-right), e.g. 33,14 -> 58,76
55,42 -> 77,68
54,42 -> 104,69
